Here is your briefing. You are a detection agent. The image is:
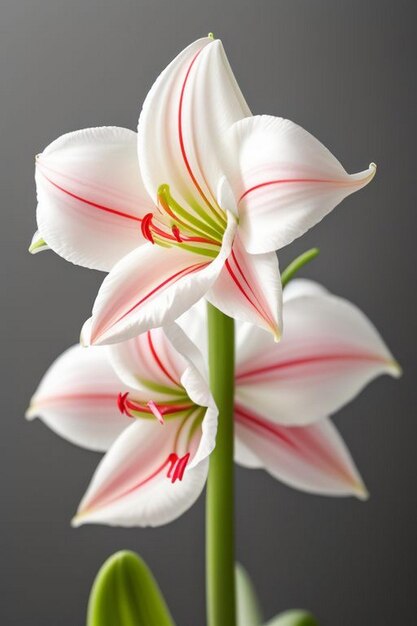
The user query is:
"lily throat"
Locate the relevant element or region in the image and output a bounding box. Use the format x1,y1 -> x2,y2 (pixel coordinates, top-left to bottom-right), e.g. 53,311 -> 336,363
141,183 -> 226,258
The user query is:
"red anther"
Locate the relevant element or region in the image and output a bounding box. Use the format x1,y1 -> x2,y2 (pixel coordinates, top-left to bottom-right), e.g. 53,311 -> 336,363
172,224 -> 183,242
141,212 -> 155,244
117,392 -> 133,417
166,453 -> 179,479
171,453 -> 191,483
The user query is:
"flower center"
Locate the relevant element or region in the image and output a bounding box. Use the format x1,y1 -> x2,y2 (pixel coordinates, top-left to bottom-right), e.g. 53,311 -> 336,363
141,184 -> 227,258
117,392 -> 193,422
117,393 -> 205,485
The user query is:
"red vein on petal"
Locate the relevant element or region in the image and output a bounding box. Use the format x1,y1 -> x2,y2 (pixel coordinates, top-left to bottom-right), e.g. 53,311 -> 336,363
92,261 -> 209,343
80,453 -> 179,516
147,331 -> 180,387
235,405 -> 297,450
235,405 -> 361,486
238,177 -> 365,203
38,169 -> 143,223
178,47 -> 217,213
225,257 -> 275,332
236,353 -> 388,382
230,249 -> 276,330
32,392 -> 117,408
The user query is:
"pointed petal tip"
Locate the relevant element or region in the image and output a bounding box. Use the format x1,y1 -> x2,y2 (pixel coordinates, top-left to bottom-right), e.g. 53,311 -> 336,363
24,404 -> 37,420
272,325 -> 282,343
389,359 -> 402,378
355,482 -> 370,501
80,319 -> 92,347
71,510 -> 87,528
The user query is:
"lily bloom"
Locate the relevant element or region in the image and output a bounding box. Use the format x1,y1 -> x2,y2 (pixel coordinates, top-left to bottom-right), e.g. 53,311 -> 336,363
27,280 -> 399,526
27,324 -> 218,526
33,36 -> 375,345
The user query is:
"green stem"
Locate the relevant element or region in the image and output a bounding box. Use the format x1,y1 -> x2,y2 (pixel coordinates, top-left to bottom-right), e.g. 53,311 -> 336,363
281,247 -> 320,287
206,303 -> 236,626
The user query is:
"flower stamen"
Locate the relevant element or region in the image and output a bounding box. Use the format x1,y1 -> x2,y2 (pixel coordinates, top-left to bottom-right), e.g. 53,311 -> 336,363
146,400 -> 165,425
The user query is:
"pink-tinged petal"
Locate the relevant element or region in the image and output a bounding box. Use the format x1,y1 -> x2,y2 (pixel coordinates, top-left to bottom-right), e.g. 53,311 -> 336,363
36,127 -> 153,271
138,37 -> 250,220
283,277 -> 328,301
108,323 -> 218,469
235,281 -> 401,426
235,407 -> 368,499
108,327 -> 185,398
207,234 -> 282,339
177,298 -> 208,361
82,210 -> 237,346
26,345 -> 131,452
29,228 -> 49,254
225,115 -> 376,254
164,323 -> 218,468
72,419 -> 208,527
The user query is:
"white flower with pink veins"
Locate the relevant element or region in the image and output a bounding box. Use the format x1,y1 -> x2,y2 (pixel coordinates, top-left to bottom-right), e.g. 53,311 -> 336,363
26,281 -> 400,527
32,36 -> 375,345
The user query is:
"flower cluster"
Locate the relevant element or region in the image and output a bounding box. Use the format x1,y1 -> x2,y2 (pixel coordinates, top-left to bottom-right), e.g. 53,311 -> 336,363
28,36 -> 398,528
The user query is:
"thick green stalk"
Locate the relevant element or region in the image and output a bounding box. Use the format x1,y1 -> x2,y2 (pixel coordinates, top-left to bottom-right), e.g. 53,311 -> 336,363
206,303 -> 236,626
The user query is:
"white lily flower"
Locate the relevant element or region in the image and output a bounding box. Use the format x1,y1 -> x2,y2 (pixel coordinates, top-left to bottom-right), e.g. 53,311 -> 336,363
27,280 -> 399,527
26,324 -> 217,527
33,36 -> 375,345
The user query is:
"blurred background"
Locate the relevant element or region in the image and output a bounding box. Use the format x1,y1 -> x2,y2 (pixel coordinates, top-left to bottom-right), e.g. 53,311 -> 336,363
1,0 -> 416,624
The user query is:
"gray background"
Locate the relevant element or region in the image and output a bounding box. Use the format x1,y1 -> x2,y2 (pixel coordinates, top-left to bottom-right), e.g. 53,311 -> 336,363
1,0 -> 416,624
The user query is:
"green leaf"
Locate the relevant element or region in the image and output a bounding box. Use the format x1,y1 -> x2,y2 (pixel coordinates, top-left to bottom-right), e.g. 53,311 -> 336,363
265,609 -> 319,626
281,248 -> 320,288
87,551 -> 176,626
235,563 -> 263,626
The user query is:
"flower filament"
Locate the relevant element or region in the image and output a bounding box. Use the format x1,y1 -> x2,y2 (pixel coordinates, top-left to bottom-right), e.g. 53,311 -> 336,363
117,393 -> 206,484
140,184 -> 226,258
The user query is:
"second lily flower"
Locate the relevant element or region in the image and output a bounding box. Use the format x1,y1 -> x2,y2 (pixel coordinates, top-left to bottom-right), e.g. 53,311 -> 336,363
27,280 -> 400,527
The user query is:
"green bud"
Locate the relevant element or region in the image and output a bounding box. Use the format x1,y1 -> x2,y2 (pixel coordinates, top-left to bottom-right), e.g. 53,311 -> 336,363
87,551 -> 176,626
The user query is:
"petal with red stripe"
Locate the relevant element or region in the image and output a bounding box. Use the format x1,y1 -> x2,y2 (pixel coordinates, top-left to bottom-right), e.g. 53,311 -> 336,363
26,344 -> 132,452
138,37 -> 250,224
225,115 -> 376,254
235,280 -> 401,426
235,406 -> 368,499
207,235 -> 282,339
36,127 -> 153,271
82,210 -> 237,346
72,418 -> 208,527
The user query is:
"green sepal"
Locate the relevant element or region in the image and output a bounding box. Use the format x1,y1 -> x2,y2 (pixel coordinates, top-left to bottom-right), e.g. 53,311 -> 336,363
265,609 -> 319,626
87,551 -> 176,626
281,248 -> 320,288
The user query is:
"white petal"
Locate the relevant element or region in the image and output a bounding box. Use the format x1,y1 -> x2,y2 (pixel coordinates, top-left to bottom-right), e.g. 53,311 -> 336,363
36,127 -> 153,271
107,327 -> 186,399
283,278 -> 328,301
235,408 -> 368,499
26,345 -> 131,451
226,115 -> 376,254
138,37 -> 250,221
73,420 -> 208,527
29,228 -> 49,254
82,210 -> 237,346
177,298 -> 209,362
108,323 -> 218,470
235,289 -> 400,426
164,323 -> 218,468
207,235 -> 282,339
